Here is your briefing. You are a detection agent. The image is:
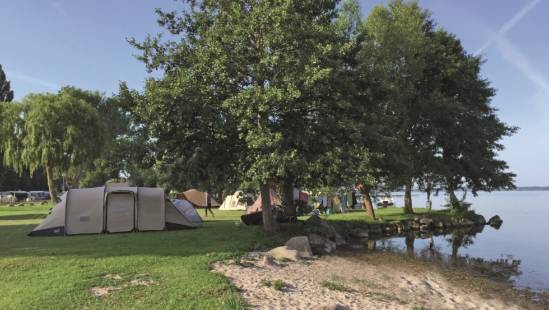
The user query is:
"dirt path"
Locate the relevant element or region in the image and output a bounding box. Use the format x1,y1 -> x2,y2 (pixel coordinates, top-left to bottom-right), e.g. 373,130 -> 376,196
213,251 -> 543,309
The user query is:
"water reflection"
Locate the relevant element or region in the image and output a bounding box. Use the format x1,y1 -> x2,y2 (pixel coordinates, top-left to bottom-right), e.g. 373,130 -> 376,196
359,226 -> 522,284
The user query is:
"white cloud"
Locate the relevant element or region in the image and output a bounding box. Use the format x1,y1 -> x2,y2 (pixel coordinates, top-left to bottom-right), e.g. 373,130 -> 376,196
6,71 -> 61,90
475,0 -> 541,55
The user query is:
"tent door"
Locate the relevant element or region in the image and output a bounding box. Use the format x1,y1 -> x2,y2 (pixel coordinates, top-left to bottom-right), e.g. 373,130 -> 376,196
105,192 -> 135,233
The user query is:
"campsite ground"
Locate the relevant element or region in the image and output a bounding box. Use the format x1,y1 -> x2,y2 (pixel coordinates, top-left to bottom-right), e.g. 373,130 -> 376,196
0,204 -> 296,309
0,204 -> 541,309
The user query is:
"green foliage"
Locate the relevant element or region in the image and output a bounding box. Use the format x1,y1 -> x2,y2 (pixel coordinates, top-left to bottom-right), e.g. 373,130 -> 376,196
130,0 -> 350,194
0,64 -> 14,102
1,89 -> 108,200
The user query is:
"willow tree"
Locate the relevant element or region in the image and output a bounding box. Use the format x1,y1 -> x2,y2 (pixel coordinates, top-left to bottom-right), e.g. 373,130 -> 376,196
2,91 -> 106,203
131,0 -> 346,231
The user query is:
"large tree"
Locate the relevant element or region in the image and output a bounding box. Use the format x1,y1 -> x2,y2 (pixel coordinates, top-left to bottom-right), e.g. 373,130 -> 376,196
132,0 -> 347,230
0,68 -> 49,192
2,90 -> 107,203
358,0 -> 438,214
424,30 -> 517,209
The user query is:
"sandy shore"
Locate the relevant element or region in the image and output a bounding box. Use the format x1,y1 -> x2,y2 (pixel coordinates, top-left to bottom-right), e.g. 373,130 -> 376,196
213,250 -> 545,310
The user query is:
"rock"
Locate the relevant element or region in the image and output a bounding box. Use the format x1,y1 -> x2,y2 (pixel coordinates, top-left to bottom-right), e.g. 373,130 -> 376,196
305,215 -> 337,240
419,217 -> 433,226
460,218 -> 474,226
413,216 -> 421,222
411,222 -> 421,230
383,224 -> 396,233
334,233 -> 347,246
419,225 -> 431,232
349,228 -> 369,238
285,236 -> 313,258
267,246 -> 299,261
348,244 -> 364,250
368,224 -> 382,234
260,255 -> 279,267
400,221 -> 412,231
308,233 -> 334,255
433,219 -> 445,228
324,239 -> 337,253
488,215 -> 503,228
313,303 -> 349,310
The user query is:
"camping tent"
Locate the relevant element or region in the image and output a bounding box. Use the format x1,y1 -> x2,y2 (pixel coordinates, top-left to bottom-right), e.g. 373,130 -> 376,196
176,189 -> 220,208
219,191 -> 247,211
245,188 -> 282,215
29,185 -> 197,236
170,199 -> 202,224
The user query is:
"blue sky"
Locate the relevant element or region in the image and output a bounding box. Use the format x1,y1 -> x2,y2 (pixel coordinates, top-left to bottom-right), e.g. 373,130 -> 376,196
1,0 -> 547,186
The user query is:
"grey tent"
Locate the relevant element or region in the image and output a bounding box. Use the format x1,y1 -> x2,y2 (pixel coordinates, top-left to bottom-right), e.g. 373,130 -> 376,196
29,185 -> 197,236
170,199 -> 203,224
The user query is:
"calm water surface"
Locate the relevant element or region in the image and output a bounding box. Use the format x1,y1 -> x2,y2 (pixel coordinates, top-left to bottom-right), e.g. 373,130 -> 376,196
374,191 -> 549,291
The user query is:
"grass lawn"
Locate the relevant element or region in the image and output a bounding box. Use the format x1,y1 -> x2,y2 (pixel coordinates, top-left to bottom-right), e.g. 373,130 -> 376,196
0,203 -> 449,309
0,204 -> 299,309
305,207 -> 452,224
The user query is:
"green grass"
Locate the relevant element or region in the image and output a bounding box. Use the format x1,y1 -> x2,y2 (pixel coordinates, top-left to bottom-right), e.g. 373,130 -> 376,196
302,207 -> 452,224
0,204 -> 299,309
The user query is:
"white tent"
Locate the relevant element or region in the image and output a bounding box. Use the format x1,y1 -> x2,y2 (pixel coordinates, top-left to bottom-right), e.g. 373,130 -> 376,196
170,199 -> 203,224
29,185 -> 197,236
219,191 -> 247,211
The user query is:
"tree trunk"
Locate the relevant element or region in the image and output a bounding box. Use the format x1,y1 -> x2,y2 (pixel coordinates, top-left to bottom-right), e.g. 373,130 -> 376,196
403,182 -> 414,214
260,182 -> 276,232
449,190 -> 460,209
351,191 -> 357,208
282,180 -> 295,217
45,163 -> 57,205
362,190 -> 376,220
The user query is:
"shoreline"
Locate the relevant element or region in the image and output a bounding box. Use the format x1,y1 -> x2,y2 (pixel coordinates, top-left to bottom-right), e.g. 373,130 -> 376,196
213,249 -> 548,309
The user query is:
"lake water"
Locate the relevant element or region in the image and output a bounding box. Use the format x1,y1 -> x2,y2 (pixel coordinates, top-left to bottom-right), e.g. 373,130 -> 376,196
373,190 -> 549,292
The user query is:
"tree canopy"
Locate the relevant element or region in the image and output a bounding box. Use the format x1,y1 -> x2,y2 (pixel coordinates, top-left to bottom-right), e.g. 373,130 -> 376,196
1,89 -> 107,203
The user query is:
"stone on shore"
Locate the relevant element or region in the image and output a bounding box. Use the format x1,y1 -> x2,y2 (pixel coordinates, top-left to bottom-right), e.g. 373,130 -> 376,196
267,246 -> 299,261
285,236 -> 314,258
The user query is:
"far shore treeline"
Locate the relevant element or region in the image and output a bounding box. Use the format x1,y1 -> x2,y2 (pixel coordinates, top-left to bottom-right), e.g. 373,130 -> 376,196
0,0 -> 516,231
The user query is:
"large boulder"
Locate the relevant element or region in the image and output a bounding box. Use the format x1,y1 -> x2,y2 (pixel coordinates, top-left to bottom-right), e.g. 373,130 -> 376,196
305,215 -> 337,240
267,246 -> 299,261
308,233 -> 337,255
285,236 -> 313,258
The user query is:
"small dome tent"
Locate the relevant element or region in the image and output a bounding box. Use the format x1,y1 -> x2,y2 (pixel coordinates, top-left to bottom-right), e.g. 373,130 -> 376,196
29,185 -> 197,236
176,189 -> 220,208
170,199 -> 203,224
219,191 -> 247,211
